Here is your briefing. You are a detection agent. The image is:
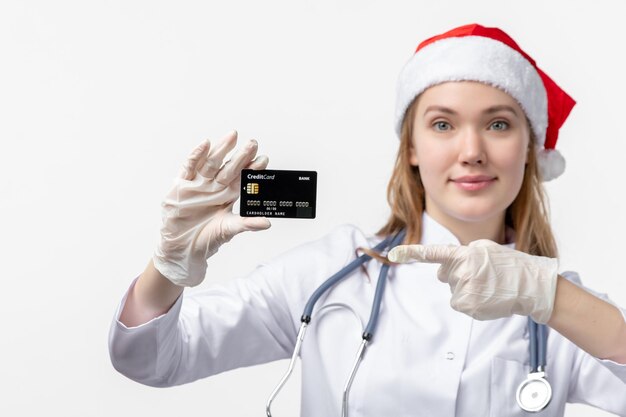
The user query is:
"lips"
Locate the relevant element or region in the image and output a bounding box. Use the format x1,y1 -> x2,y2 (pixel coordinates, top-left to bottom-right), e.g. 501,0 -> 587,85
451,175 -> 496,183
450,175 -> 496,191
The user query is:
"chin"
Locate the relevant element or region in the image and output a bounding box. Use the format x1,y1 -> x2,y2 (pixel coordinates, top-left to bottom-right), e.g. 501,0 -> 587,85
443,201 -> 507,223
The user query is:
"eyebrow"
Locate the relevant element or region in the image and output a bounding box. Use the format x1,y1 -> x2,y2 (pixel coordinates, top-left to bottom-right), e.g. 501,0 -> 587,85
423,104 -> 520,118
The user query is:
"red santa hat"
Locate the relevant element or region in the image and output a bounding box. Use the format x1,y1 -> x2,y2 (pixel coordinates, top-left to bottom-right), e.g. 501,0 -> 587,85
395,23 -> 576,181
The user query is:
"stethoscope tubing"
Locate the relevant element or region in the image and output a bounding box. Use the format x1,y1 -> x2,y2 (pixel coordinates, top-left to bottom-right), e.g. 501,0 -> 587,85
363,229 -> 406,339
528,317 -> 548,372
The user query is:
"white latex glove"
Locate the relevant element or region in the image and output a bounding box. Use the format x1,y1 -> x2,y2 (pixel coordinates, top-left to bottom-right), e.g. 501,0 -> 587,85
153,130 -> 271,287
387,239 -> 559,323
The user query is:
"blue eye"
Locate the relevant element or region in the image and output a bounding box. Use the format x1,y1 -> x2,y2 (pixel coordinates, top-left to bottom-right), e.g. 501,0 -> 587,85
490,120 -> 509,131
433,121 -> 451,131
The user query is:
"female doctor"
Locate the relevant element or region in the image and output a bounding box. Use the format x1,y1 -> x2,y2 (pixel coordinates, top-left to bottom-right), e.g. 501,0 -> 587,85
109,24 -> 626,416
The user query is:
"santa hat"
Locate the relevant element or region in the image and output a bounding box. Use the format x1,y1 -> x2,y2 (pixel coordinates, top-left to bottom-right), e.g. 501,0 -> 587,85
395,24 -> 576,181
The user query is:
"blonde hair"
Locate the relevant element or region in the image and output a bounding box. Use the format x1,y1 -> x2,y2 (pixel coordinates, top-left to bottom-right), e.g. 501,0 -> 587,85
359,95 -> 558,264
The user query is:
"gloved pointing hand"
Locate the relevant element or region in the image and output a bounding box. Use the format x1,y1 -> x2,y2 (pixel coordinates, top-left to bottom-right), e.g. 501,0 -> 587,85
387,240 -> 559,323
153,130 -> 271,287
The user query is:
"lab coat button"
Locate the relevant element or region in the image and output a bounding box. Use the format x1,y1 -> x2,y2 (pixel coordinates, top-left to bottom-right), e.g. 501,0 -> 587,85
445,351 -> 455,360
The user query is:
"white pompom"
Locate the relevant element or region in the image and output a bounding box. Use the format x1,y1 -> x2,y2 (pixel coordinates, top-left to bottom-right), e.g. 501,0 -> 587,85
535,148 -> 566,182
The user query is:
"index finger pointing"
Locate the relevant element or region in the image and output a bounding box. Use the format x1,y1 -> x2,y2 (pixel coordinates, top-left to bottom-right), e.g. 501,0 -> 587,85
388,244 -> 457,264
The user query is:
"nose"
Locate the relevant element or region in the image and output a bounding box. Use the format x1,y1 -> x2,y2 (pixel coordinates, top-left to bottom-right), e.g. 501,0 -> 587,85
457,127 -> 487,166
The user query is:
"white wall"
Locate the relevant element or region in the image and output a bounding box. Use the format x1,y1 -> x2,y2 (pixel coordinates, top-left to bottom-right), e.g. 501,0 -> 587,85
0,1 -> 624,416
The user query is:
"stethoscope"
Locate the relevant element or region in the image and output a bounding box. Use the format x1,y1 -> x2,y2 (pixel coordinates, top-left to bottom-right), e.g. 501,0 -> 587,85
517,318 -> 553,412
265,228 -> 552,416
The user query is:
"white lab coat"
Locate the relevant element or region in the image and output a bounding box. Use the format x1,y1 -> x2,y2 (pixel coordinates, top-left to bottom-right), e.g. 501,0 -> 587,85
109,213 -> 626,416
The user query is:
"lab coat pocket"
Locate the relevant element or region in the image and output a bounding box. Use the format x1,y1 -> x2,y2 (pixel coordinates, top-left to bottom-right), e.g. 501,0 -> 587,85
490,357 -> 557,417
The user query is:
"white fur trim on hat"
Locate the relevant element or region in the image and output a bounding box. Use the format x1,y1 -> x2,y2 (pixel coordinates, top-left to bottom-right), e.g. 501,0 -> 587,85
395,35 -> 562,180
535,147 -> 565,182
395,36 -> 548,149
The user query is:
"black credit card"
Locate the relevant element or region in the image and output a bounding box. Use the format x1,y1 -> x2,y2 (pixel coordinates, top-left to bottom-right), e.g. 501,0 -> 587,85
239,169 -> 317,218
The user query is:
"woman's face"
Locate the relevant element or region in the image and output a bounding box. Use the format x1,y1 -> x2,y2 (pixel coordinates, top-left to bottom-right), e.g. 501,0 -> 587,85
410,81 -> 530,224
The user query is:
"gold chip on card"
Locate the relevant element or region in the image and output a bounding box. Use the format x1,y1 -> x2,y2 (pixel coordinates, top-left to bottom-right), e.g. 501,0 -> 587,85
246,183 -> 259,194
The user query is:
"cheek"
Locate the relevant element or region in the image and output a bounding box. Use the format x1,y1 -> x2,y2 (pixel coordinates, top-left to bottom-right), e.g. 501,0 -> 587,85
414,144 -> 455,197
493,143 -> 528,184
414,142 -> 455,175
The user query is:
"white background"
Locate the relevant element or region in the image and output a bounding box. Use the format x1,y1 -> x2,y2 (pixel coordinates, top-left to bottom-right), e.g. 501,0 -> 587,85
1,1 -> 624,416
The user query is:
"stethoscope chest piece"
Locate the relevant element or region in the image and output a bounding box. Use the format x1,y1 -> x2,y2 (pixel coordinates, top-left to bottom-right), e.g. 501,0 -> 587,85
516,372 -> 552,413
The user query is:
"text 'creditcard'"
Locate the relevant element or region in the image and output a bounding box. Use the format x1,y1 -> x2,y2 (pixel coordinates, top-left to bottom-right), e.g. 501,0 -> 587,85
239,169 -> 317,219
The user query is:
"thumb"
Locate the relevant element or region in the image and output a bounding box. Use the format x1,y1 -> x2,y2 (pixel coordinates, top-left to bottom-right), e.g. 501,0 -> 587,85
240,216 -> 272,232
217,215 -> 271,243
220,202 -> 271,235
388,244 -> 457,264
